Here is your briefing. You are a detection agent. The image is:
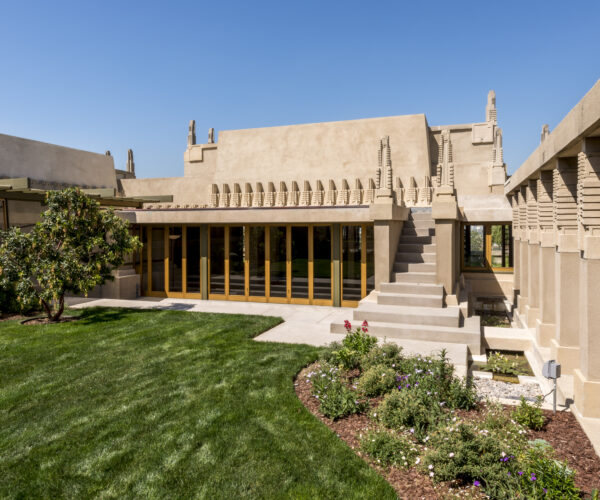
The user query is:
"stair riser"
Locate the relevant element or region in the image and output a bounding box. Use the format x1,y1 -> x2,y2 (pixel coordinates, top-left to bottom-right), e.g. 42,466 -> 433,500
408,212 -> 433,221
396,253 -> 436,263
399,236 -> 435,244
402,228 -> 434,237
403,221 -> 435,229
394,262 -> 436,273
352,310 -> 459,327
380,282 -> 443,295
394,273 -> 437,283
397,244 -> 437,253
377,294 -> 443,308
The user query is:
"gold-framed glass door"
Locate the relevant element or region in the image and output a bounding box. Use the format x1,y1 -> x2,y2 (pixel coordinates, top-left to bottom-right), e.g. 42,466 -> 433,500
248,226 -> 266,299
312,225 -> 332,304
290,226 -> 309,302
151,227 -> 166,293
186,226 -> 201,294
209,226 -> 226,297
228,226 -> 245,298
341,225 -> 362,306
168,226 -> 183,293
269,225 -> 287,301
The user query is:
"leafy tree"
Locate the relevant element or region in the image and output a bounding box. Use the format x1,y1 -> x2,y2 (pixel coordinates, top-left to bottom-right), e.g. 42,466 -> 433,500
0,188 -> 141,321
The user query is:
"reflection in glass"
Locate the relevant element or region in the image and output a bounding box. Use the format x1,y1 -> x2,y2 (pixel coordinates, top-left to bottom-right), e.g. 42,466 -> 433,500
249,226 -> 265,296
366,225 -> 375,294
209,226 -> 225,294
269,226 -> 287,298
151,227 -> 165,291
229,226 -> 245,295
313,226 -> 331,300
186,227 -> 201,293
141,226 -> 148,293
168,227 -> 183,292
291,226 -> 309,298
490,224 -> 513,268
342,225 -> 362,301
464,225 -> 486,268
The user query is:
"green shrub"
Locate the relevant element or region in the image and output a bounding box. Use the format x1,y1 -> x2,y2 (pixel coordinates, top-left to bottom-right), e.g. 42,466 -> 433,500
359,429 -> 418,468
482,352 -> 525,376
512,396 -> 546,431
424,421 -> 519,498
515,440 -> 580,499
359,343 -> 403,371
444,376 -> 478,410
376,389 -> 442,441
309,364 -> 366,420
356,365 -> 397,397
329,321 -> 378,370
320,341 -> 343,364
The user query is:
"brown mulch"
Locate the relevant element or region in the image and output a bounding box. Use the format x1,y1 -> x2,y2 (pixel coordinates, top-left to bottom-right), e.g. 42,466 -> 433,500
295,362 -> 600,499
20,315 -> 79,325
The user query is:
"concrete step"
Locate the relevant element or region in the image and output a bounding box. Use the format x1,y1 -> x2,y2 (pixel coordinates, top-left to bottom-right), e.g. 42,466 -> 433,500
394,262 -> 437,273
402,227 -> 435,237
403,220 -> 435,229
397,243 -> 437,253
396,252 -> 436,263
393,271 -> 437,284
380,282 -> 443,296
408,211 -> 433,221
352,303 -> 460,327
331,320 -> 478,348
399,235 -> 435,244
377,292 -> 443,308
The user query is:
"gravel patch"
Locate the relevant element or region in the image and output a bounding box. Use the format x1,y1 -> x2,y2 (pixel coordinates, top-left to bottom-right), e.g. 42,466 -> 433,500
474,377 -> 542,402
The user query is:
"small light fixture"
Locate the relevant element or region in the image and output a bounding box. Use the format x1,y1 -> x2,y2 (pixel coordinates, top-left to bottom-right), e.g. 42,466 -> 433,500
542,360 -> 561,413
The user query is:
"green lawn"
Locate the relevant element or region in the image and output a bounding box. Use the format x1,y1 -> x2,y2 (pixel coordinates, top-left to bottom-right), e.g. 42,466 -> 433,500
0,308 -> 396,499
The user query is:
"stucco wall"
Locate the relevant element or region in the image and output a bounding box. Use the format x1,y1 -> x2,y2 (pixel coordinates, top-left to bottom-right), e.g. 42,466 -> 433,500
0,133 -> 117,189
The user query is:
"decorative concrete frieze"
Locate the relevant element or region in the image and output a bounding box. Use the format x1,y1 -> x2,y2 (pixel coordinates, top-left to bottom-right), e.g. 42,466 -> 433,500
526,178 -> 539,244
209,184 -> 219,208
287,181 -> 300,207
393,178 -> 403,206
242,183 -> 253,207
486,90 -> 497,124
299,180 -> 312,206
363,179 -> 376,205
405,177 -> 417,206
509,193 -> 520,239
537,171 -> 554,247
230,184 -> 241,208
126,149 -> 135,176
553,158 -> 578,252
275,181 -> 287,207
418,176 -> 433,206
311,180 -> 324,206
336,179 -> 350,205
518,185 -> 528,240
324,179 -> 337,206
252,182 -> 264,207
218,184 -> 230,208
577,145 -> 600,258
350,179 -> 362,205
264,182 -> 276,207
436,130 -> 454,188
187,120 -> 196,147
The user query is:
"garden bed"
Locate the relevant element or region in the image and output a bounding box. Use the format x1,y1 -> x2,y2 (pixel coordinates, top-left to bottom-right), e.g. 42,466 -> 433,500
295,324 -> 600,499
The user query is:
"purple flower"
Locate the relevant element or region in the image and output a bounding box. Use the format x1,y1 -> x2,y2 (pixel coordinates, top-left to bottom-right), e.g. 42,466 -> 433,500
530,473 -> 537,482
518,471 -> 523,476
473,480 -> 481,487
543,488 -> 547,494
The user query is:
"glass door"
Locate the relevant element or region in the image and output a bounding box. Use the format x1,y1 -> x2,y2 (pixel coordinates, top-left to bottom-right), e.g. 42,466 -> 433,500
229,226 -> 245,297
269,226 -> 287,301
341,225 -> 362,305
186,227 -> 201,294
291,226 -> 309,302
249,226 -> 266,298
168,226 -> 183,294
151,227 -> 165,293
312,225 -> 332,304
209,226 -> 226,296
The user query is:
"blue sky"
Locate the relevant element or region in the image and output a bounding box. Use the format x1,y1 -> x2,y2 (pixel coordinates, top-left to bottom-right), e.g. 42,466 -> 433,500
1,0 -> 598,178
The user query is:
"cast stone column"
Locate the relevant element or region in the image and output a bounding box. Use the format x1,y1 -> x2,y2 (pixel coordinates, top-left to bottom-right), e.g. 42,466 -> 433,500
517,185 -> 529,316
536,171 -> 555,346
526,178 -> 540,327
574,138 -> 600,418
551,157 -> 580,374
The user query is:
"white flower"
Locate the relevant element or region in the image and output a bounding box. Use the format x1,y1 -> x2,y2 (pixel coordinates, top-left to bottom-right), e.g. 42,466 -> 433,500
449,452 -> 454,458
415,457 -> 421,465
501,452 -> 506,458
428,464 -> 434,470
373,412 -> 377,417
429,471 -> 434,477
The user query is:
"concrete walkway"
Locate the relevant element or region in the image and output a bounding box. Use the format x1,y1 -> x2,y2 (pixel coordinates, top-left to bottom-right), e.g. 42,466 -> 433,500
67,297 -> 353,346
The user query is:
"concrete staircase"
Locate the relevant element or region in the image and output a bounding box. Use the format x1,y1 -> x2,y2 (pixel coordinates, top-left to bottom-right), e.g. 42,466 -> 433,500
331,208 -> 481,354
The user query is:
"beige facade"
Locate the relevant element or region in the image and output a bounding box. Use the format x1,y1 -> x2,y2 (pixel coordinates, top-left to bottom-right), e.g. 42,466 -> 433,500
506,79 -> 600,419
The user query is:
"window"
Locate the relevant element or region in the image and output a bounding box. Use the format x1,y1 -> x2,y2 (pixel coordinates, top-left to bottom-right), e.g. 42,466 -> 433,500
462,223 -> 513,271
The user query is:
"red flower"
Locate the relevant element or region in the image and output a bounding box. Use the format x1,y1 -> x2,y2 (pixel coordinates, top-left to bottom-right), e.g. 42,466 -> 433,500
361,320 -> 368,332
344,320 -> 352,332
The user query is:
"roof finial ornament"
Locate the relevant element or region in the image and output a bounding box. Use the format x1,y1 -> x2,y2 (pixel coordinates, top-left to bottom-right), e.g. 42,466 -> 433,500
188,120 -> 196,147
541,124 -> 550,142
486,90 -> 497,124
126,149 -> 135,175
105,150 -> 111,156
208,128 -> 215,144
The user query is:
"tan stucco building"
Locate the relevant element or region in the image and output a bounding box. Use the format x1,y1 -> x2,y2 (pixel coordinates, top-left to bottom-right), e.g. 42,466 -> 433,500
1,82 -> 599,423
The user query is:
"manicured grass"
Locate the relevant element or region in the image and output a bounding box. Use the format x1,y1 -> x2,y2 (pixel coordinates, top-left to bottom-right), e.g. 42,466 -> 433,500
0,308 -> 396,499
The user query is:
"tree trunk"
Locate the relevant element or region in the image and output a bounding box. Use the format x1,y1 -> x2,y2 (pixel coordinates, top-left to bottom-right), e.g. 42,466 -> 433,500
51,295 -> 65,322
41,299 -> 53,321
